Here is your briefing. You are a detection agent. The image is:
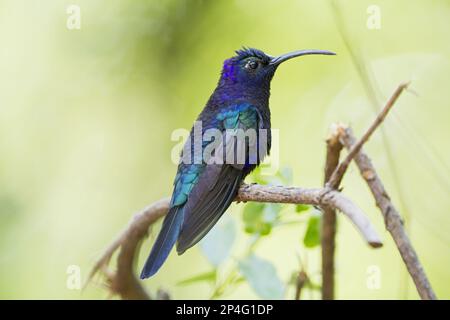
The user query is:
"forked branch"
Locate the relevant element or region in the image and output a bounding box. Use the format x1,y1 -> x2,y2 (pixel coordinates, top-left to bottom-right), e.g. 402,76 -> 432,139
327,82 -> 410,189
337,125 -> 436,300
320,82 -> 410,299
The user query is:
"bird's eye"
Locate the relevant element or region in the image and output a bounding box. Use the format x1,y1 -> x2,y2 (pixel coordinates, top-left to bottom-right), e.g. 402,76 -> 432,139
245,60 -> 258,70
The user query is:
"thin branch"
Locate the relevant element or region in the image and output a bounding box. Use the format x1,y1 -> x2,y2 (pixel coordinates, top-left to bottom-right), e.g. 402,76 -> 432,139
294,270 -> 308,300
237,184 -> 381,247
327,82 -> 410,189
337,125 -> 437,300
88,184 -> 382,299
321,127 -> 343,300
87,198 -> 169,300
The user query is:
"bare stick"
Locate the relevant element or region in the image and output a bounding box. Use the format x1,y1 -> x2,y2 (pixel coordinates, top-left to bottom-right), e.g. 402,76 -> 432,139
327,82 -> 410,189
319,82 -> 408,299
294,270 -> 308,300
321,127 -> 343,300
338,125 -> 437,300
88,184 -> 382,299
87,198 -> 169,300
237,184 -> 378,247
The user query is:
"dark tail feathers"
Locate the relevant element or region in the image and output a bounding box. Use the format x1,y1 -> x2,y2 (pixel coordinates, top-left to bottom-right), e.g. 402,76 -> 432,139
140,206 -> 184,279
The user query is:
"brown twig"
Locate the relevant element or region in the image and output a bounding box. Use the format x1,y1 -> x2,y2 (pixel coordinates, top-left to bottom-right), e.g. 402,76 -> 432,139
318,82 -> 410,300
321,127 -> 343,300
88,184 -> 382,299
337,125 -> 437,300
327,82 -> 410,189
294,270 -> 309,300
87,198 -> 169,300
237,184 -> 381,247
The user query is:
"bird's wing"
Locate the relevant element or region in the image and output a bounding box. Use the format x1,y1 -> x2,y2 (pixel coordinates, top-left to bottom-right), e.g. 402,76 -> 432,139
176,165 -> 243,254
140,104 -> 268,278
176,104 -> 261,254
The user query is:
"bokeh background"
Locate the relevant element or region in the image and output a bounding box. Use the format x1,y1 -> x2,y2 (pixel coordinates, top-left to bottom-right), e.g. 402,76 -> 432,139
0,0 -> 449,299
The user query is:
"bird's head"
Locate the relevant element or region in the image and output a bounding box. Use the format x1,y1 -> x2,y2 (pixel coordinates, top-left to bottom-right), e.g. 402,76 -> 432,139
219,47 -> 335,89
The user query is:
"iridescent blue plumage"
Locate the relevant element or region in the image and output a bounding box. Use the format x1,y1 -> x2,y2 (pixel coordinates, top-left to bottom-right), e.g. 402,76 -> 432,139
140,47 -> 335,278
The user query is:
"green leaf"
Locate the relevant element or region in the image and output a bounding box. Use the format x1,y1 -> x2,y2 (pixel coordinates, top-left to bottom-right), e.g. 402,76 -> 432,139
243,202 -> 265,223
177,270 -> 217,286
295,204 -> 311,214
250,166 -> 294,186
303,214 -> 321,248
200,215 -> 236,266
243,202 -> 282,236
243,202 -> 267,234
249,167 -> 269,185
238,254 -> 285,299
253,175 -> 269,185
307,281 -> 322,291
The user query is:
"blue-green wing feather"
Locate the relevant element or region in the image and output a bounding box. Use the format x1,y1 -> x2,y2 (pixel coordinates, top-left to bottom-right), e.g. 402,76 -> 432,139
177,104 -> 262,253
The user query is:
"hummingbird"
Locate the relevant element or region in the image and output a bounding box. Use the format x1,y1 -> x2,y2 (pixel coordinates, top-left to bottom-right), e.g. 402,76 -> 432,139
140,47 -> 335,279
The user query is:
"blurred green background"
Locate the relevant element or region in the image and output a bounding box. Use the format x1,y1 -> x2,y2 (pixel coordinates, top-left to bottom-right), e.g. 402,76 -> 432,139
0,0 -> 449,299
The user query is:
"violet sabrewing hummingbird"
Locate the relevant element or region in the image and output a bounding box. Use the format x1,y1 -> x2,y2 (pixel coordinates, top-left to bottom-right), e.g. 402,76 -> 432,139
140,47 -> 335,279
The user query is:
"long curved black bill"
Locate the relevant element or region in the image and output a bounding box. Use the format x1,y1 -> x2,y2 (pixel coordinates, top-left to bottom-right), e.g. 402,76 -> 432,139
269,49 -> 336,66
